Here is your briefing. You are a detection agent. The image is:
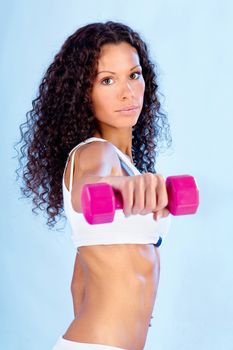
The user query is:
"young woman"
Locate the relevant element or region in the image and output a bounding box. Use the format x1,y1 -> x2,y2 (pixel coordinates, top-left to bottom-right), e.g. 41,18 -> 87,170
17,21 -> 172,350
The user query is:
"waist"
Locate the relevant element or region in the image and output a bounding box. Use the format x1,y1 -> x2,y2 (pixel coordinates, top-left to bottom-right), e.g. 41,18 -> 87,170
69,269 -> 158,350
78,289 -> 155,350
83,266 -> 158,316
79,244 -> 160,320
65,245 -> 160,350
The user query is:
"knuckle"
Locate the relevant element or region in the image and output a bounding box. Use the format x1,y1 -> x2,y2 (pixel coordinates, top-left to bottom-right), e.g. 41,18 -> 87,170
144,172 -> 155,185
157,195 -> 168,209
132,207 -> 143,215
156,173 -> 164,179
144,172 -> 154,179
156,173 -> 165,183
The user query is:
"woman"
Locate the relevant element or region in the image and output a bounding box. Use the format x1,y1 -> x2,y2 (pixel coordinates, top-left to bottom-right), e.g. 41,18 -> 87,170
17,21 -> 172,350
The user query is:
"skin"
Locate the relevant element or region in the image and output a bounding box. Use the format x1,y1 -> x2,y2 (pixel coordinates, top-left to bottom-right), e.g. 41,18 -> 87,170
91,42 -> 169,220
90,41 -> 145,164
63,42 -> 169,350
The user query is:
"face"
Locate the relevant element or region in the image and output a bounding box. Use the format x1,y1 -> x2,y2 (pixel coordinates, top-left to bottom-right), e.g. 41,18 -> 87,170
90,42 -> 145,131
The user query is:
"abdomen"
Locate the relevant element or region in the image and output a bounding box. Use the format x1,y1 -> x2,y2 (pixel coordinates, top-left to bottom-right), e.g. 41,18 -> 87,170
64,244 -> 160,350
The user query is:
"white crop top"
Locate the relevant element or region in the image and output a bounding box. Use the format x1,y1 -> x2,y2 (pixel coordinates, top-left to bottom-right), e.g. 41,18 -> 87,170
62,137 -> 171,251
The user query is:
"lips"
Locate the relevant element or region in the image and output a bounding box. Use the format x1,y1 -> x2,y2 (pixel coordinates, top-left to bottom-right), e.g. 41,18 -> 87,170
116,105 -> 138,112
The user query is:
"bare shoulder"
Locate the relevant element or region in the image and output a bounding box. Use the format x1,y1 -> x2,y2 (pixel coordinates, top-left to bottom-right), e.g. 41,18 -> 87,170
76,140 -> 120,173
64,140 -> 122,191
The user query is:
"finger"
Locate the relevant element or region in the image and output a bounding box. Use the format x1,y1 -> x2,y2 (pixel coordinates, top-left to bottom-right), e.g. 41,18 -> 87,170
132,177 -> 145,215
155,174 -> 168,211
162,208 -> 170,217
153,208 -> 170,221
141,179 -> 156,215
153,210 -> 162,221
123,181 -> 134,217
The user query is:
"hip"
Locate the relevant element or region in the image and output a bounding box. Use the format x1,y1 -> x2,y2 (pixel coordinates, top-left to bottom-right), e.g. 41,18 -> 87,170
63,277 -> 158,350
52,336 -> 126,350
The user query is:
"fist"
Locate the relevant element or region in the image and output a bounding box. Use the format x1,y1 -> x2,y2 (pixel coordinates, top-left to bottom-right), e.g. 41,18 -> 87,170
121,172 -> 170,220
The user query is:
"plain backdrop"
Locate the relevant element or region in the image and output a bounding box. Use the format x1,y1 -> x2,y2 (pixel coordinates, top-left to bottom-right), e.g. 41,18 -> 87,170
1,0 -> 233,349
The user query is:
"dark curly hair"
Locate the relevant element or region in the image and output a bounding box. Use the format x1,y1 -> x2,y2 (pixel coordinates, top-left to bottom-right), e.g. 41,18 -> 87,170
15,20 -> 172,229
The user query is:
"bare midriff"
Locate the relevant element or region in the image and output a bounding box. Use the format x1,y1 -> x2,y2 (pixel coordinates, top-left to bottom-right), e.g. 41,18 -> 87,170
63,243 -> 160,350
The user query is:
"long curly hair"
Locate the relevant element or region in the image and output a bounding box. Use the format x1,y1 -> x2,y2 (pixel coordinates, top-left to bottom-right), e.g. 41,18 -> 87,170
16,20 -> 172,229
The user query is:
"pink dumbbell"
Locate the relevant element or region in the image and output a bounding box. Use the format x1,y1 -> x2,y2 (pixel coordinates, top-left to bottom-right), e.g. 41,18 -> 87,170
81,175 -> 199,225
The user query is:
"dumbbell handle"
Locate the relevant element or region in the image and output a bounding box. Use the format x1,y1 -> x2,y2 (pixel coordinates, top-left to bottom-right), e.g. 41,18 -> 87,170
103,175 -> 199,215
81,175 -> 199,225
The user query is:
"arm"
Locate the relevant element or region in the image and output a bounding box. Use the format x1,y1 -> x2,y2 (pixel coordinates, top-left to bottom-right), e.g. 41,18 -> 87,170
70,141 -> 123,213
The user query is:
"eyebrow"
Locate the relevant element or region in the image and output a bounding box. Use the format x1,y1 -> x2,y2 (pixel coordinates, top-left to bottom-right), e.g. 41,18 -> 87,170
97,64 -> 141,75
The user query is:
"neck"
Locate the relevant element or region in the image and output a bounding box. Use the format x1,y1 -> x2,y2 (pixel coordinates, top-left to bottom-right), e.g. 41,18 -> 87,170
92,130 -> 133,163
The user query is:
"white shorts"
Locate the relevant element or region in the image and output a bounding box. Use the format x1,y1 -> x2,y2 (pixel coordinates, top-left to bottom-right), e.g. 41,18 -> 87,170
52,336 -> 126,350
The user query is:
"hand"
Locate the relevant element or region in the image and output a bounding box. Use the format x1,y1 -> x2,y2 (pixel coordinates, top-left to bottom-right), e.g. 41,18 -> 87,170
107,172 -> 169,218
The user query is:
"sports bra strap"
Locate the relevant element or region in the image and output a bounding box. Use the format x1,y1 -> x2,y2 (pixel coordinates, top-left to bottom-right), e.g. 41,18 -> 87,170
69,147 -> 78,192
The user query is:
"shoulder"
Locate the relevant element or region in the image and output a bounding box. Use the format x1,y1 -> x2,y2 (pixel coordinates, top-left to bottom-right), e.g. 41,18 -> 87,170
74,140 -> 121,172
64,140 -> 122,191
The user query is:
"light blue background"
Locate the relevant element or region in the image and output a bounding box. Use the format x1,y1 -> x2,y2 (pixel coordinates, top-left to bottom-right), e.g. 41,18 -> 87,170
1,1 -> 232,349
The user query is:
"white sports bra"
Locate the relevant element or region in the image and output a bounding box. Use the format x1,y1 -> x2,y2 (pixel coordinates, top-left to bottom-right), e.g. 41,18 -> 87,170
62,137 -> 171,251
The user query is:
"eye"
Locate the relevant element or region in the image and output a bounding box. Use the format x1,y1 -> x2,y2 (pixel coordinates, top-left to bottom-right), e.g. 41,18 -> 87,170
130,71 -> 142,79
100,71 -> 142,86
101,77 -> 114,85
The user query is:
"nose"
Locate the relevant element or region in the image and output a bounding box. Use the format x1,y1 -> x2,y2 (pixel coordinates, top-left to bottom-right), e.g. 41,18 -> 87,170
119,81 -> 135,100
